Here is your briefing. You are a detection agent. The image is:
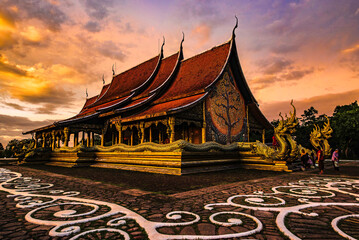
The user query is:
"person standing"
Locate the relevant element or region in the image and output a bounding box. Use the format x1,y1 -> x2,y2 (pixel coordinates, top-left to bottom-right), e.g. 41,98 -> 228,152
331,149 -> 339,171
317,149 -> 324,174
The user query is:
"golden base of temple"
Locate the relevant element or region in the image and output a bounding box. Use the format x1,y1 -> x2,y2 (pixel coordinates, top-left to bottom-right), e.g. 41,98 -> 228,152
22,151 -> 291,175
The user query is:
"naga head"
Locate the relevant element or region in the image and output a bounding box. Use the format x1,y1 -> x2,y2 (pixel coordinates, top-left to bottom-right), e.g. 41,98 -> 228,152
321,116 -> 333,139
310,124 -> 322,150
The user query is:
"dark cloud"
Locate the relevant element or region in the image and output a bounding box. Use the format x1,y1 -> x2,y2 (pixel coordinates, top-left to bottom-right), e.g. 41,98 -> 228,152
1,0 -> 68,31
261,0 -> 359,54
82,0 -> 114,20
252,57 -> 315,89
282,68 -> 315,81
0,54 -> 27,76
271,43 -> 299,54
340,49 -> 359,76
0,114 -> 54,129
123,22 -> 133,33
35,103 -> 60,114
84,21 -> 101,32
14,85 -> 75,105
175,0 -> 228,28
75,35 -> 127,63
260,88 -> 359,121
260,58 -> 293,75
97,41 -> 126,61
3,102 -> 25,111
0,114 -> 56,146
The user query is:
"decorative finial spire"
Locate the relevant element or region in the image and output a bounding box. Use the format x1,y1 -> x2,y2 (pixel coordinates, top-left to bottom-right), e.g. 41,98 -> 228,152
112,64 -> 115,76
102,74 -> 105,85
86,88 -> 88,98
232,15 -> 238,39
160,36 -> 165,54
180,31 -> 185,50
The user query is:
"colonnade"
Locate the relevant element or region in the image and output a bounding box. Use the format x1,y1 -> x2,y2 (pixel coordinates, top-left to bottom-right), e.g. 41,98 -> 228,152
32,117 -> 205,150
34,127 -> 98,150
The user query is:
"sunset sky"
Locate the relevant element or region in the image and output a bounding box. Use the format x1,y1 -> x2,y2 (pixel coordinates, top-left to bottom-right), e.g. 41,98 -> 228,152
0,0 -> 358,146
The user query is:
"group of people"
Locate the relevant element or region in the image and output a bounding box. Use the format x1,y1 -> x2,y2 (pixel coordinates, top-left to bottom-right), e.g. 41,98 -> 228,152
272,136 -> 340,174
300,148 -> 339,174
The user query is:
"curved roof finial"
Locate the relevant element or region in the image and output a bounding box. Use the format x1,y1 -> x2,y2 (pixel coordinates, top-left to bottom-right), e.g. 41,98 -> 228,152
160,36 -> 165,55
180,31 -> 185,49
232,15 -> 238,39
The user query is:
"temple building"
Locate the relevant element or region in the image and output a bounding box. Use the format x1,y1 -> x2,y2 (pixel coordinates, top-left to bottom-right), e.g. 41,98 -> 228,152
23,25 -> 273,174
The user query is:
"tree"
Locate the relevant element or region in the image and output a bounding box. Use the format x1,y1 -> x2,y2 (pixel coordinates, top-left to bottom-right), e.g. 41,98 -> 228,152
330,101 -> 359,159
0,143 -> 3,151
295,107 -> 320,149
300,106 -> 318,126
5,139 -> 34,158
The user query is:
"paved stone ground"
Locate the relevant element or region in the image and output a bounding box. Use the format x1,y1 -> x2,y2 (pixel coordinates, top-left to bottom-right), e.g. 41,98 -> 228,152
0,161 -> 358,240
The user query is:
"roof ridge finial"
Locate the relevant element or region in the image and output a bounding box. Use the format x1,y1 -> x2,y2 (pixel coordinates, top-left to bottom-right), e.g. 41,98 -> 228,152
160,36 -> 165,55
180,31 -> 185,51
112,64 -> 115,76
86,88 -> 88,99
232,15 -> 238,39
102,74 -> 105,85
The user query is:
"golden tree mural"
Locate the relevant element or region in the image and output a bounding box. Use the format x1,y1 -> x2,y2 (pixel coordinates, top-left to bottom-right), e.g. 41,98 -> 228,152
208,72 -> 245,144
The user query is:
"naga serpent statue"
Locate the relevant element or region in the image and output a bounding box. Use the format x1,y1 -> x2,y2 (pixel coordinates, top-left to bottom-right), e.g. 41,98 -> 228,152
310,116 -> 333,157
253,100 -> 300,162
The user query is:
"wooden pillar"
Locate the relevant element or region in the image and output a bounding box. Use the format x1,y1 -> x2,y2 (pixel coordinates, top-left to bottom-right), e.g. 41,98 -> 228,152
246,105 -> 250,142
140,125 -> 145,144
262,129 -> 265,144
57,136 -> 60,148
81,131 -> 85,145
101,131 -> 105,146
149,126 -> 152,142
115,123 -> 122,144
74,132 -> 79,147
64,127 -> 69,147
202,101 -> 206,143
51,131 -> 55,151
130,128 -> 133,146
169,117 -> 175,143
91,132 -> 94,146
159,130 -> 162,144
42,133 -> 46,148
86,132 -> 90,147
111,130 -> 115,145
189,126 -> 193,143
34,135 -> 38,148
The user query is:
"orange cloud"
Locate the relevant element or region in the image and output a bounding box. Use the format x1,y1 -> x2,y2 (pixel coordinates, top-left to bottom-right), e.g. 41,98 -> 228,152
260,89 -> 359,121
20,26 -> 44,43
0,11 -> 16,49
341,43 -> 359,54
191,24 -> 211,45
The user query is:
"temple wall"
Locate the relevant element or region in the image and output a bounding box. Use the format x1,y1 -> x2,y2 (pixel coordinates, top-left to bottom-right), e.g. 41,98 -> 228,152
205,68 -> 246,144
22,150 -> 290,175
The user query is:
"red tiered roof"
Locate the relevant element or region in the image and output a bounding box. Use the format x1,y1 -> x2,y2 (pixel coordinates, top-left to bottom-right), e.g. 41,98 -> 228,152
138,52 -> 179,97
96,84 -> 110,102
157,42 -> 230,103
79,95 -> 98,113
122,93 -> 206,122
114,52 -> 180,112
92,55 -> 160,107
